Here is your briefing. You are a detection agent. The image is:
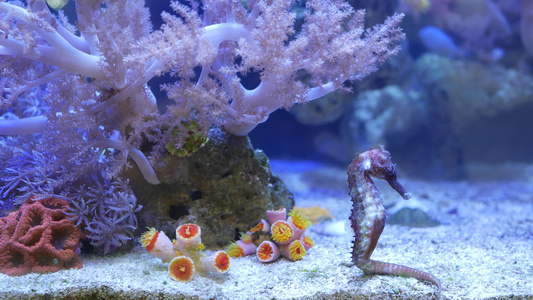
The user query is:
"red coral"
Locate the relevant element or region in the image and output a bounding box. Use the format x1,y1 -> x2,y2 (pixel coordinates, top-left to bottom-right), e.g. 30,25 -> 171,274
0,196 -> 83,276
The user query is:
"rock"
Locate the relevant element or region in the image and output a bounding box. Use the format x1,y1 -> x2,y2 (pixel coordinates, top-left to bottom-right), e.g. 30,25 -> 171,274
126,127 -> 294,247
387,207 -> 441,228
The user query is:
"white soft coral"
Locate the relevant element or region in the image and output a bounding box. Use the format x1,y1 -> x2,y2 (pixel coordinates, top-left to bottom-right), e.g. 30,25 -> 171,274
0,0 -> 404,185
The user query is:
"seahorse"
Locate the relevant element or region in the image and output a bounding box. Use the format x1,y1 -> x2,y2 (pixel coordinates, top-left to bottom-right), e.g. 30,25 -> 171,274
348,145 -> 441,289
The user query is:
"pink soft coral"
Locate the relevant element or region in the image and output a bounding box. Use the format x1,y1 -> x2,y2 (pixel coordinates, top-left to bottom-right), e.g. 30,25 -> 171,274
0,0 -> 404,185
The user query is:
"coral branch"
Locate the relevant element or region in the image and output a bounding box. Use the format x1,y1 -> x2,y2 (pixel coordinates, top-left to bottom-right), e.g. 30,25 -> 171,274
0,116 -> 47,135
0,0 -> 404,197
0,3 -> 103,80
104,139 -> 160,185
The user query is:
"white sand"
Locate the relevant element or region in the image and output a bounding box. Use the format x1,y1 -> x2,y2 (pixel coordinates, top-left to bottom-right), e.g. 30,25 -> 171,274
1,161 -> 532,299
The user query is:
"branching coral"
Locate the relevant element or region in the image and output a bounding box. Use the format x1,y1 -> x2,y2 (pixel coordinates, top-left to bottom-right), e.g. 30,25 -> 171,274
0,0 -> 403,255
0,0 -> 404,187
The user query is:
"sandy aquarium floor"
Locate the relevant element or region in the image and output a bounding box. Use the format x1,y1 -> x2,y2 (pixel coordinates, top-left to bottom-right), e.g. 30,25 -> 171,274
1,160 -> 532,300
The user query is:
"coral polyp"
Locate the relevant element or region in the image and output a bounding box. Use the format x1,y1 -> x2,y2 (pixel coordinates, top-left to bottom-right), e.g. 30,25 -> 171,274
202,251 -> 230,274
226,208 -> 314,264
139,227 -> 180,263
288,210 -> 312,231
140,224 -> 230,282
169,256 -> 195,282
270,220 -> 295,245
257,241 -> 280,263
282,240 -> 307,261
300,236 -> 315,250
176,224 -> 203,253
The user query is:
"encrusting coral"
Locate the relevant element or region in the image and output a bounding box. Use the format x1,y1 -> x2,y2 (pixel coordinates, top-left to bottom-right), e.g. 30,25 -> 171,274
347,146 -> 441,289
140,223 -> 230,282
0,196 -> 83,276
226,208 -> 314,263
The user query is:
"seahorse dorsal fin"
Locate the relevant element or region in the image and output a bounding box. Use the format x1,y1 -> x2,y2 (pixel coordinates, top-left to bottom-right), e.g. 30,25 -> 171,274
344,219 -> 355,236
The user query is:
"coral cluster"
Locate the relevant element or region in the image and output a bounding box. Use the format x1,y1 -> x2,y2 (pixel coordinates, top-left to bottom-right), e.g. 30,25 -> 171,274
0,142 -> 142,254
65,177 -> 142,254
140,223 -> 230,282
226,208 -> 314,263
0,196 -> 83,276
0,0 -> 404,255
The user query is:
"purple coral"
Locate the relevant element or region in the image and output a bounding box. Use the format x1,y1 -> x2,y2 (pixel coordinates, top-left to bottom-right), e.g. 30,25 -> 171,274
66,177 -> 142,254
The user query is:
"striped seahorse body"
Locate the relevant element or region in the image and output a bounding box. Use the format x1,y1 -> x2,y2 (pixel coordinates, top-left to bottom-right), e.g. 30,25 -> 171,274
347,146 -> 441,289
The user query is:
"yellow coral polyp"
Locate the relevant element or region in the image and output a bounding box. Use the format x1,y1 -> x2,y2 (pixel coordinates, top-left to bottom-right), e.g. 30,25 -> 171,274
271,220 -> 294,244
288,240 -> 306,261
139,227 -> 158,249
301,236 -> 315,248
226,242 -> 244,258
288,210 -> 311,230
183,243 -> 205,254
240,233 -> 252,244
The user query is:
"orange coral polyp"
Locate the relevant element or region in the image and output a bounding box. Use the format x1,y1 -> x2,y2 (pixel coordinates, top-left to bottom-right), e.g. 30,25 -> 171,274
258,243 -> 273,261
270,220 -> 294,245
175,224 -> 202,251
140,228 -> 179,263
214,251 -> 230,273
257,241 -> 279,263
139,228 -> 159,252
249,219 -> 269,233
146,232 -> 159,252
177,224 -> 200,239
169,256 -> 195,282
200,251 -> 231,273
